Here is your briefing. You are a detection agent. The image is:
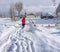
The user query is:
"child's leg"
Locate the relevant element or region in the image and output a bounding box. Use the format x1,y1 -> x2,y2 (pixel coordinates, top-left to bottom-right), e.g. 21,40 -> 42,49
22,24 -> 25,29
22,24 -> 23,29
23,24 -> 25,28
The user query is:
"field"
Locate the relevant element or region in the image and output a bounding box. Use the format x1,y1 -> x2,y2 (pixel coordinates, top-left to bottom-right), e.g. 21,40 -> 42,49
0,17 -> 60,52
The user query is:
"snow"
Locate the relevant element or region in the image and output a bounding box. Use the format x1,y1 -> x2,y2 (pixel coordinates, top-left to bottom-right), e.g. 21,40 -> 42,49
0,17 -> 60,52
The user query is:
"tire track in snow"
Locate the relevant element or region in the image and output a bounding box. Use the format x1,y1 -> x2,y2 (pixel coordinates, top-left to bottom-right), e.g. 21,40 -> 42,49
19,36 -> 35,52
4,35 -> 35,52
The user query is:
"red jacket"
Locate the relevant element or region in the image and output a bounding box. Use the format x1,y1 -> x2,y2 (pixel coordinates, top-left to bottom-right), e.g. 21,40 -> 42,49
22,17 -> 26,24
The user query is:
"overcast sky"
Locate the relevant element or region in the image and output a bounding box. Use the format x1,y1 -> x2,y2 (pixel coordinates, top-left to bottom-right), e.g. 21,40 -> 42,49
0,0 -> 60,10
0,0 -> 60,15
23,0 -> 60,6
0,0 -> 60,6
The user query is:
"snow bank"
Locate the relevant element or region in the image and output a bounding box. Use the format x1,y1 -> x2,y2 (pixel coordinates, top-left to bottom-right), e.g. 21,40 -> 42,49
0,26 -> 16,47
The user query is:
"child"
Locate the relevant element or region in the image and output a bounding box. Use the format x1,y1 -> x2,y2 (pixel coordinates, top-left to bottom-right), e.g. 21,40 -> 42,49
22,15 -> 26,29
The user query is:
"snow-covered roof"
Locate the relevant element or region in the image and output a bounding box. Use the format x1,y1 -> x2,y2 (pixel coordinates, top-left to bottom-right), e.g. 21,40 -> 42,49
23,5 -> 58,15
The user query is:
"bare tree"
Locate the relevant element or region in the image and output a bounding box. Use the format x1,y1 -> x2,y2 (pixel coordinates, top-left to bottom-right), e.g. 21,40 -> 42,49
9,4 -> 15,20
0,13 -> 2,17
15,2 -> 23,17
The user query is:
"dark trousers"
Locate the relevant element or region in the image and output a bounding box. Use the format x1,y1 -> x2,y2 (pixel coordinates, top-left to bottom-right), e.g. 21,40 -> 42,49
22,24 -> 25,29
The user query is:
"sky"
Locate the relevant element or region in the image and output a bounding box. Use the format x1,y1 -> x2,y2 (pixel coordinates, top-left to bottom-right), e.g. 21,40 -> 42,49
0,0 -> 60,8
23,0 -> 60,6
23,0 -> 60,14
0,0 -> 60,16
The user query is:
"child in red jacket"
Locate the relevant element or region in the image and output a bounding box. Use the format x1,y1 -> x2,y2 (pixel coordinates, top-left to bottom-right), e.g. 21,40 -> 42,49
22,15 -> 26,29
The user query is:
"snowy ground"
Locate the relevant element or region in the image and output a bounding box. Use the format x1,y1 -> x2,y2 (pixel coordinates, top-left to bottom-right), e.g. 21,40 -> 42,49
0,17 -> 60,52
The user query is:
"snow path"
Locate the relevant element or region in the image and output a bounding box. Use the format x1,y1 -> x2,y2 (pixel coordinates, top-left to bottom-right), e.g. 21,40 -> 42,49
0,18 -> 60,52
